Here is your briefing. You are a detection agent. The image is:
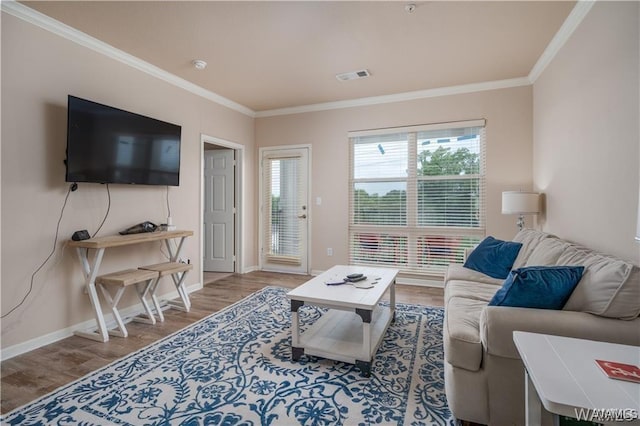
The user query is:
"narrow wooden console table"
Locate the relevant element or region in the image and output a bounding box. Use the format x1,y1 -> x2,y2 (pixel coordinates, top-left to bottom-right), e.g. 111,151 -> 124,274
68,230 -> 193,342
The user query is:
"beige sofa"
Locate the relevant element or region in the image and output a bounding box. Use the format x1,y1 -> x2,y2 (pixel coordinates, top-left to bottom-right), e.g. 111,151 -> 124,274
443,228 -> 640,425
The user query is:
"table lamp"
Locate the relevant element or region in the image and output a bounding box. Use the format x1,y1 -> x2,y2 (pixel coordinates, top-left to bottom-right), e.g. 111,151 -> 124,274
502,191 -> 541,231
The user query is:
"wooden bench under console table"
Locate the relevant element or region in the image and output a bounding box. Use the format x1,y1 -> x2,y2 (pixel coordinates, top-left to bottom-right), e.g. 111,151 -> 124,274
68,230 -> 194,342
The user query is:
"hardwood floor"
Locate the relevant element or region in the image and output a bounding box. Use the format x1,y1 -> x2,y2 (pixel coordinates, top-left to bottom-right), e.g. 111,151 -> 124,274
0,271 -> 444,414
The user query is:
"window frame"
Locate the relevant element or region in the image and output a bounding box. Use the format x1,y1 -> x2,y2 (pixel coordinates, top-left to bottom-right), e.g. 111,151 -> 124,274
348,120 -> 486,277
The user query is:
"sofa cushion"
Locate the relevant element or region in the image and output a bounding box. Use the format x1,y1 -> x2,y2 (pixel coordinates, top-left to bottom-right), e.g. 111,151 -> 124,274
445,264 -> 504,288
463,236 -> 522,279
444,279 -> 498,371
488,266 -> 584,310
444,294 -> 487,372
524,238 -> 572,266
559,247 -> 640,319
511,228 -> 554,268
445,279 -> 503,306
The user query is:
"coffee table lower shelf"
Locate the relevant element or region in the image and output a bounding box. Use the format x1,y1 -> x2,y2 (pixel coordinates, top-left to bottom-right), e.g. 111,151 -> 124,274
292,306 -> 393,376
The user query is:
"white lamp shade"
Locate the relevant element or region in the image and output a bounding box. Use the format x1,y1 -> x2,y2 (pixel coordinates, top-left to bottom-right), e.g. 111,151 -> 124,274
502,191 -> 540,215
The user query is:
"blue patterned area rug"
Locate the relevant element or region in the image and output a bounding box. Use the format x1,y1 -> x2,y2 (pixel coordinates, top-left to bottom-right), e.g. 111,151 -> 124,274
3,286 -> 454,425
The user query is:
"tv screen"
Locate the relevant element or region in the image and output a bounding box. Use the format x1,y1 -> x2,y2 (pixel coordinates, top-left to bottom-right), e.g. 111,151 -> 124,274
66,95 -> 181,186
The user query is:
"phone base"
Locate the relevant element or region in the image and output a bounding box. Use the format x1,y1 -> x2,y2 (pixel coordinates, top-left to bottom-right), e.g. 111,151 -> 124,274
119,221 -> 158,235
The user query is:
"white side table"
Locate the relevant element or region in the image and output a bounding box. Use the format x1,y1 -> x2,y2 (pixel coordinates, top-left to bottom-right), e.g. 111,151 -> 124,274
513,332 -> 640,425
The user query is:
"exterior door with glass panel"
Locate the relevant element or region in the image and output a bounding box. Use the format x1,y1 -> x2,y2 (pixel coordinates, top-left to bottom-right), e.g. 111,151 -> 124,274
260,147 -> 309,274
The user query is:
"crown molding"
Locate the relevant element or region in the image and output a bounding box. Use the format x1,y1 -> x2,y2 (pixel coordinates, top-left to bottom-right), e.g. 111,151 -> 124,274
528,0 -> 595,83
250,1 -> 596,118
1,1 -> 256,118
3,0 -> 594,119
255,77 -> 531,118
256,1 -> 595,118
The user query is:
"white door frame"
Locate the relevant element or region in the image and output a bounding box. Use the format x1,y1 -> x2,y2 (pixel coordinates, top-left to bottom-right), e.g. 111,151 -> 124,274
258,144 -> 312,274
200,134 -> 243,281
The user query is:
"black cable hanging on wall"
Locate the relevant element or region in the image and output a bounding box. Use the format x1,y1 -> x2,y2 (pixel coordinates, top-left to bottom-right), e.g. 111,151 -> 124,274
1,184 -> 73,319
92,183 -> 111,238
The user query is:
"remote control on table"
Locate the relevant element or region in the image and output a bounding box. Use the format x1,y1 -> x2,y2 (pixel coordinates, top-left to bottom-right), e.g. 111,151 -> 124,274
348,275 -> 367,282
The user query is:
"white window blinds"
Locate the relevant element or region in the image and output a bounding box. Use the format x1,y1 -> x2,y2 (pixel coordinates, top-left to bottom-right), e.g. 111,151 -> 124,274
349,120 -> 486,277
263,155 -> 303,266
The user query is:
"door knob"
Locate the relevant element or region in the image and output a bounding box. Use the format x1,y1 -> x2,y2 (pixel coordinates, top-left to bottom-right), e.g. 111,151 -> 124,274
298,214 -> 307,219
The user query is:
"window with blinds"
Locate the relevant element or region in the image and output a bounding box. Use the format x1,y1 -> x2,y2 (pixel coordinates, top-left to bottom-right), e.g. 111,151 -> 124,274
349,120 -> 486,277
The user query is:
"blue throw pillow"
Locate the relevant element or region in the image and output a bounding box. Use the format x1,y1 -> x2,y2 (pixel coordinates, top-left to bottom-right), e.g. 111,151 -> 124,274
463,236 -> 523,279
489,266 -> 585,310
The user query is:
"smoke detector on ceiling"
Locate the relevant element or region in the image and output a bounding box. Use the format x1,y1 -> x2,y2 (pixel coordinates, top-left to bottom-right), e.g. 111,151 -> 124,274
336,69 -> 371,82
405,4 -> 416,13
192,59 -> 207,70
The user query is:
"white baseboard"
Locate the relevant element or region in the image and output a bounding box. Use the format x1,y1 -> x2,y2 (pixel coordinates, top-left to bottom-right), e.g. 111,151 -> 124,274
397,276 -> 444,288
1,282 -> 202,361
242,265 -> 259,273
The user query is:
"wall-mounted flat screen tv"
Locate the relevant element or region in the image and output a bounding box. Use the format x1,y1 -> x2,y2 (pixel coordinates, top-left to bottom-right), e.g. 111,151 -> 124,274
66,95 -> 181,186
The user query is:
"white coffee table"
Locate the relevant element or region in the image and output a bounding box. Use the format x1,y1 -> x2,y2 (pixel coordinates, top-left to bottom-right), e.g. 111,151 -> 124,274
287,265 -> 399,376
513,331 -> 640,425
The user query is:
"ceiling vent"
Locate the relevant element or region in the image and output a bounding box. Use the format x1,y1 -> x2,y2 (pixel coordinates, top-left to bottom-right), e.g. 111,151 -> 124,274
336,69 -> 371,82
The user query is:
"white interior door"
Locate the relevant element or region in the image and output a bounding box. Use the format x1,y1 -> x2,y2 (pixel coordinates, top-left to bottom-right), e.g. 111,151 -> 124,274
260,147 -> 309,274
203,149 -> 235,272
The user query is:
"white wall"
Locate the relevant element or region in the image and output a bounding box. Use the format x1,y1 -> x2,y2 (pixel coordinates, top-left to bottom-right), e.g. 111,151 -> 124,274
533,1 -> 640,264
256,86 -> 534,273
1,14 -> 256,350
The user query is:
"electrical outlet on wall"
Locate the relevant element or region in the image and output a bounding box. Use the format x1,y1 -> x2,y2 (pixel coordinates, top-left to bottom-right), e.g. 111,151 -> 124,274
327,248 -> 333,256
